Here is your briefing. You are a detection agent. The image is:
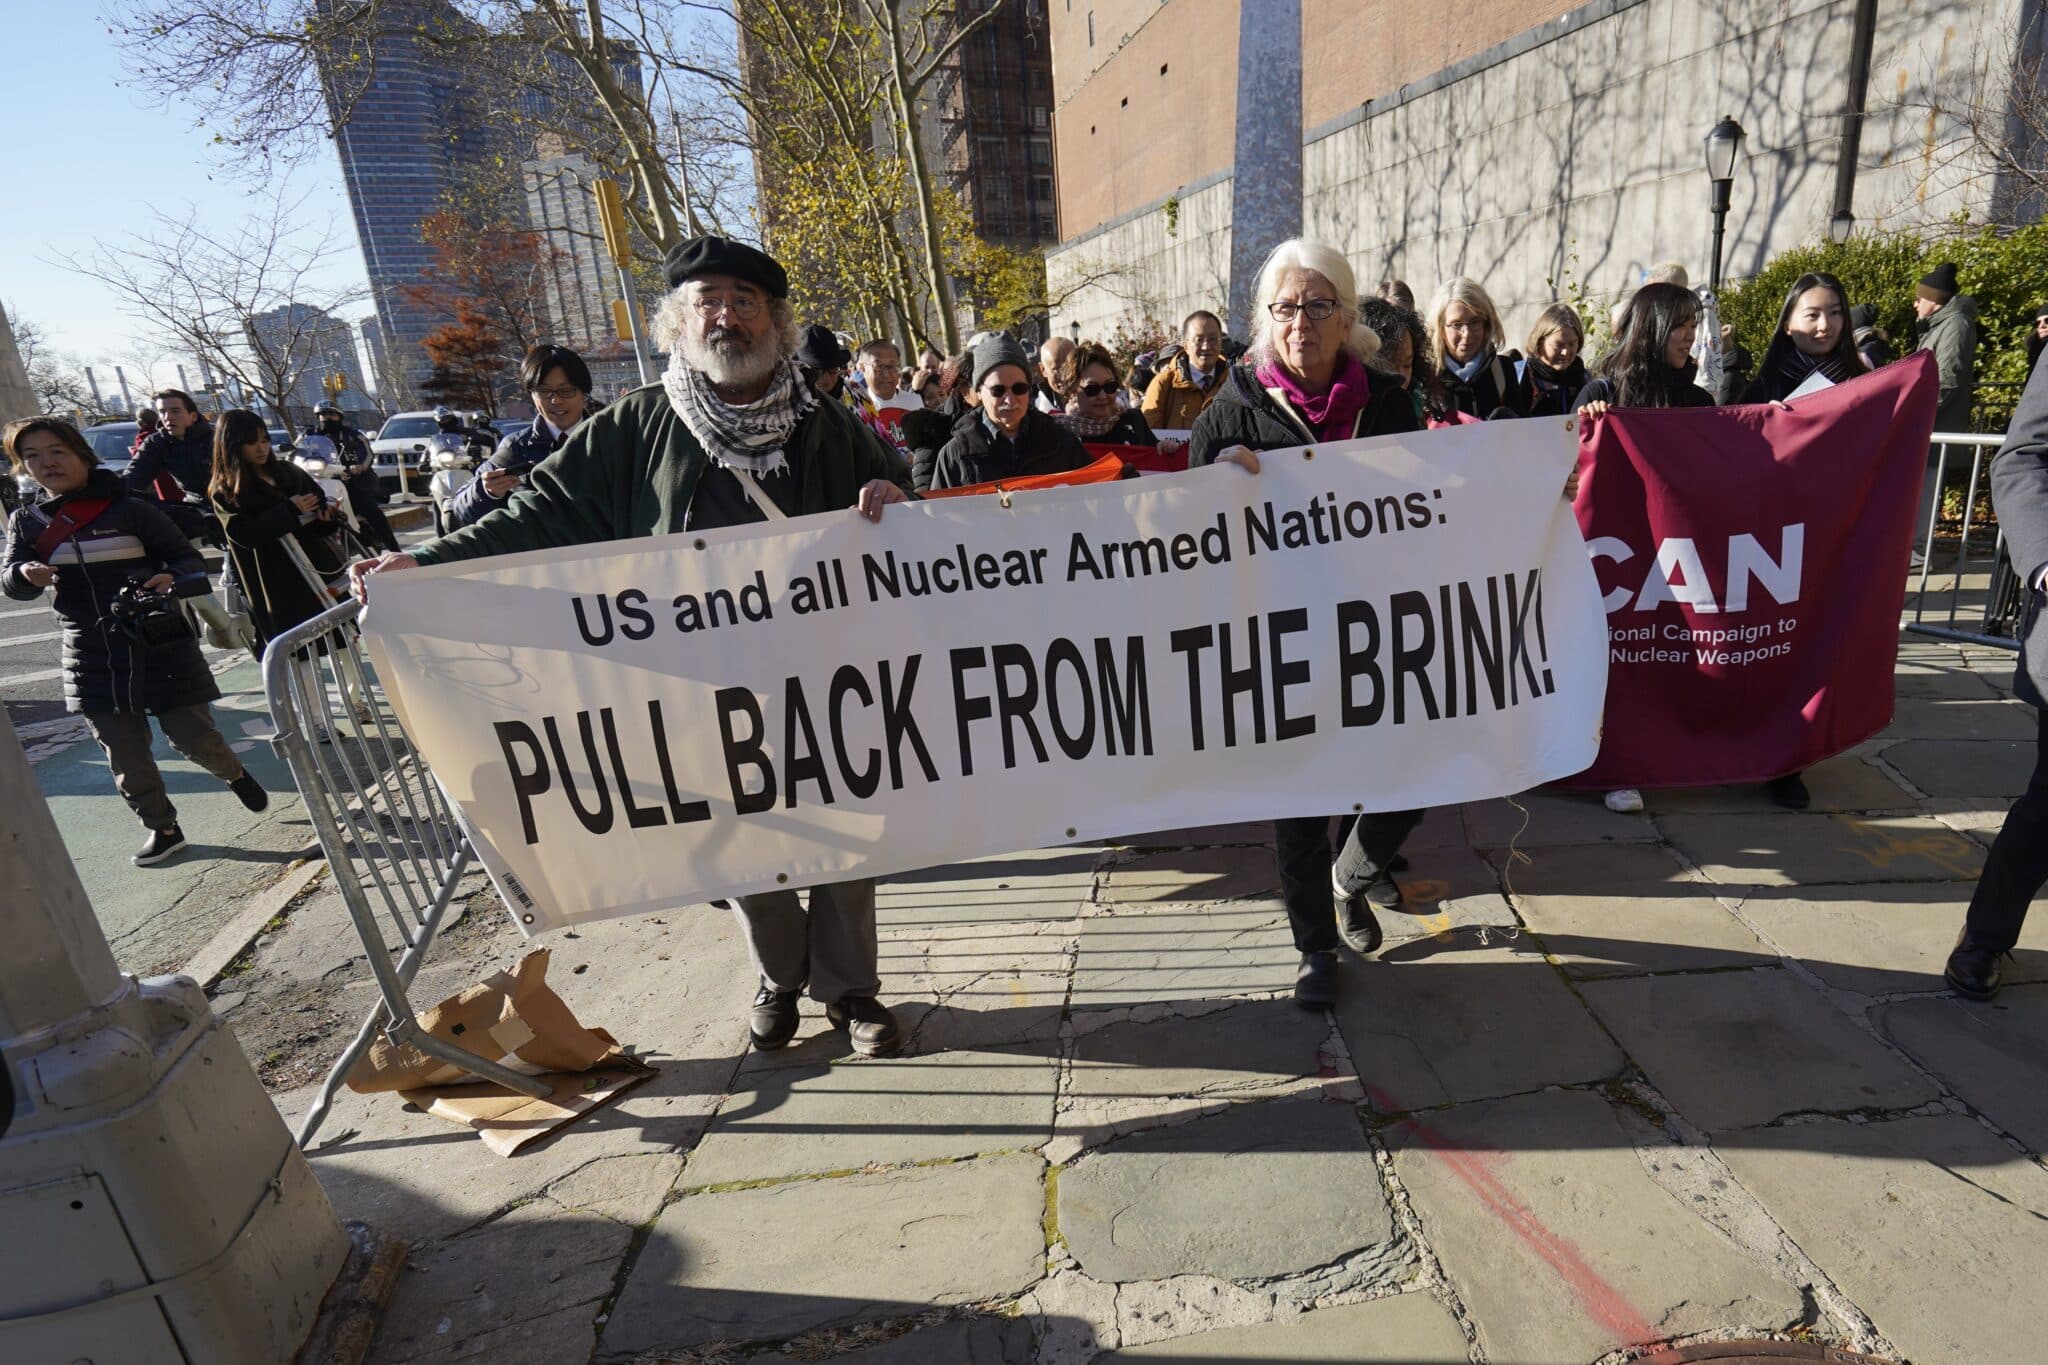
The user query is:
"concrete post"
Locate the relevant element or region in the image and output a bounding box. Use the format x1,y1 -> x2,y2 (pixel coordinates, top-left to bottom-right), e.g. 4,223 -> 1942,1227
1227,0 -> 1304,339
0,708 -> 349,1361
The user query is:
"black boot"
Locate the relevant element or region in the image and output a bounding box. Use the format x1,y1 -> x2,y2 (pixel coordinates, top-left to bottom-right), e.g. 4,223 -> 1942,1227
1945,936 -> 2005,1001
1767,773 -> 1812,811
748,983 -> 802,1049
1294,951 -> 1339,1010
826,995 -> 901,1057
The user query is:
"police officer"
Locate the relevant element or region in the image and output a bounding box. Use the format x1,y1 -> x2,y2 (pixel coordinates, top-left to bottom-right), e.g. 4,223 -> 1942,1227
308,400 -> 399,553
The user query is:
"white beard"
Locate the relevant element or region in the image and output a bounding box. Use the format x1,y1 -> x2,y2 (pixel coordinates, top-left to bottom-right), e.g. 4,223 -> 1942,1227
680,326 -> 782,393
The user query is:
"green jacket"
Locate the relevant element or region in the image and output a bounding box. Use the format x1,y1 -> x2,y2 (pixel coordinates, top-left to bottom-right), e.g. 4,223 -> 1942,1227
411,383 -> 914,566
1915,294 -> 1979,432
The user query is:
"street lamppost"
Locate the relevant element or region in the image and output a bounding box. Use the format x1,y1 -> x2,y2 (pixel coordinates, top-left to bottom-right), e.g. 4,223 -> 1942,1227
1069,318 -> 1081,344
1705,115 -> 1747,295
1828,210 -> 1855,245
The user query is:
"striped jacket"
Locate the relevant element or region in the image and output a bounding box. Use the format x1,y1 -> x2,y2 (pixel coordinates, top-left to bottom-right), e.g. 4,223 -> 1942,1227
2,470 -> 220,715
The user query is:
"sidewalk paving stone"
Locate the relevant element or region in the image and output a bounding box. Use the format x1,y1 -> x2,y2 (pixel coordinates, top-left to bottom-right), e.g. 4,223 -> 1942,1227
1500,842 -> 1771,977
753,1315 -> 1033,1364
1874,987 -> 2048,1151
1375,844 -> 1518,940
1878,697 -> 2037,741
366,1212 -> 625,1365
1732,883 -> 2048,996
876,845 -> 1102,928
1101,1293 -> 1468,1360
1892,666 -> 2005,700
678,1041 -> 1060,1188
1055,999 -> 1339,1158
1880,737 -> 2034,799
601,1154 -> 1046,1354
1056,1098 -> 1397,1284
1643,755 -> 1917,813
1339,931 -> 1626,1111
1721,1115 -> 2048,1365
1659,811 -> 1986,885
1388,1089 -> 1807,1364
1098,846 -> 1281,904
1578,968 -> 1942,1130
1462,791 -> 1658,848
1071,903 -> 1296,1009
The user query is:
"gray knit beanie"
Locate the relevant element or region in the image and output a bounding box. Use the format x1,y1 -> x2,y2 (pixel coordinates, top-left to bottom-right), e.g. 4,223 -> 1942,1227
970,332 -> 1033,389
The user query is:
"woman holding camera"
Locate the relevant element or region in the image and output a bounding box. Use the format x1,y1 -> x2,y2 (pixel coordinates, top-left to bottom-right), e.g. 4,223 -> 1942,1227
3,417 -> 267,865
209,408 -> 351,655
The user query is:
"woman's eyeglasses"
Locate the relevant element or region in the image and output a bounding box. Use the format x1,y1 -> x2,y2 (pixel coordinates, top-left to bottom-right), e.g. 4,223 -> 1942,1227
1077,381 -> 1118,397
983,382 -> 1033,397
1267,298 -> 1339,322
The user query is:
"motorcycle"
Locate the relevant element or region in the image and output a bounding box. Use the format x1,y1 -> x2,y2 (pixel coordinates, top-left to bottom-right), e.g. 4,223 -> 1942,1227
424,433 -> 475,537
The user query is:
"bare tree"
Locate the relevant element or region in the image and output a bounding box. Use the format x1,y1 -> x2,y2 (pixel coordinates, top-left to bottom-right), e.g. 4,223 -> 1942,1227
1883,9 -> 2048,230
52,192 -> 368,428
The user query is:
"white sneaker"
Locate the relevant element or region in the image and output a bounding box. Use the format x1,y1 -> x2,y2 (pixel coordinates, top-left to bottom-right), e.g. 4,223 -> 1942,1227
1604,788 -> 1644,813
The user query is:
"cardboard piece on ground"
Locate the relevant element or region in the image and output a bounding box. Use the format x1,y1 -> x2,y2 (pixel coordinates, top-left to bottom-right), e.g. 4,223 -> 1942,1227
346,947 -> 615,1093
401,1054 -> 657,1156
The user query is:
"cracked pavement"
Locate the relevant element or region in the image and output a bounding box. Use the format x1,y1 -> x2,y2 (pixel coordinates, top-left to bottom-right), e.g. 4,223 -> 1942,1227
213,638 -> 2048,1363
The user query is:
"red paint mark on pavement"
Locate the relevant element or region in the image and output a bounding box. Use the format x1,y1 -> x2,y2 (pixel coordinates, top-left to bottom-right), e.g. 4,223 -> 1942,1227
1370,1082 -> 1677,1362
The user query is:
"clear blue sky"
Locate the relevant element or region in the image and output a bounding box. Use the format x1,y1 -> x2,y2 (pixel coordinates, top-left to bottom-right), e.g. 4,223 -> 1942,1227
2,9 -> 370,386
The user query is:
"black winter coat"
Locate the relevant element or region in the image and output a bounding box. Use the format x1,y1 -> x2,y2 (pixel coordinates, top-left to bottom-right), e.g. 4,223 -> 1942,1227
899,406 -> 958,494
2,471 -> 220,715
930,408 -> 1091,489
1571,374 -> 1716,411
213,461 -> 348,652
1991,349 -> 2048,706
125,420 -> 216,499
1187,362 -> 1420,466
1431,350 -> 1533,420
450,414 -> 573,531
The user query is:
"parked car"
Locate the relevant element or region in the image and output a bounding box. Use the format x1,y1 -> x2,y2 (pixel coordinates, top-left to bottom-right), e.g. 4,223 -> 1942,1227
267,427 -> 296,456
81,421 -> 138,478
490,418 -> 528,443
369,411 -> 443,496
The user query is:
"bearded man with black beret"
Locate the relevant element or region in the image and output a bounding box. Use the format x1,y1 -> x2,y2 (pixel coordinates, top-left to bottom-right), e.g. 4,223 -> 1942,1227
351,235 -> 915,1057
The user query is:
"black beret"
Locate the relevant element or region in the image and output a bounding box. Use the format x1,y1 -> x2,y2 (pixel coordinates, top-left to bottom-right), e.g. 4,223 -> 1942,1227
663,234 -> 789,298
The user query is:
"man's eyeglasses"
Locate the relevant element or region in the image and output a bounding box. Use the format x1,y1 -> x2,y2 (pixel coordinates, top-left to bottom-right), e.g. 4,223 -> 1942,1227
1077,381 -> 1118,397
983,382 -> 1032,398
533,385 -> 583,401
1267,298 -> 1339,322
690,294 -> 764,319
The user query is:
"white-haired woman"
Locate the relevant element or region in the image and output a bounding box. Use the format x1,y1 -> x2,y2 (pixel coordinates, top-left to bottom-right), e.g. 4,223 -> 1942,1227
1427,277 -> 1533,420
1189,237 -> 1422,1011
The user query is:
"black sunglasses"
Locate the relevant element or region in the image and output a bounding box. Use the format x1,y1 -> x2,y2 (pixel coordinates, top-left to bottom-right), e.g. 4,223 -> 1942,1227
983,381 -> 1032,397
1077,381 -> 1118,397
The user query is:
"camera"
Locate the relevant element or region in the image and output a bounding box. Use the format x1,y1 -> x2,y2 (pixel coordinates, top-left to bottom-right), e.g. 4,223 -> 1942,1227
109,581 -> 197,648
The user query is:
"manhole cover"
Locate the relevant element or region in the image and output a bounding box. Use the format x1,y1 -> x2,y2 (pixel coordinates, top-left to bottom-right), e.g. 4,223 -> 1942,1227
1653,1344 -> 1898,1365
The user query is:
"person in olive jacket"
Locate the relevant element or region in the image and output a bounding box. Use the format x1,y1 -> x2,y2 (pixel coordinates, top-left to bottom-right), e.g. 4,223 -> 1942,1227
1189,238 -> 1423,1013
349,235 -> 916,1063
929,332 -> 1091,489
4,416 -> 266,866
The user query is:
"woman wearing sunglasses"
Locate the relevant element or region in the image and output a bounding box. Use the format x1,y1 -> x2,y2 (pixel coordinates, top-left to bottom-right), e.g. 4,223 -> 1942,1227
1055,342 -> 1158,447
930,332 -> 1091,490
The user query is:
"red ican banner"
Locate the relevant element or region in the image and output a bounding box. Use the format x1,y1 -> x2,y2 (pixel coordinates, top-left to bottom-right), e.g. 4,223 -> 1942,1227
1563,350 -> 1938,789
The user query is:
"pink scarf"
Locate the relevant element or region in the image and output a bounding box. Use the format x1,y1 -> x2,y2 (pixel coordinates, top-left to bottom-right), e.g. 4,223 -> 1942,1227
1257,351 -> 1373,441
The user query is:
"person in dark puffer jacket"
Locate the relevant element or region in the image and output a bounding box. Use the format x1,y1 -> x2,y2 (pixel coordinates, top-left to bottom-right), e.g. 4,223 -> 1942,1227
929,332 -> 1090,489
209,408 -> 352,655
3,417 -> 266,866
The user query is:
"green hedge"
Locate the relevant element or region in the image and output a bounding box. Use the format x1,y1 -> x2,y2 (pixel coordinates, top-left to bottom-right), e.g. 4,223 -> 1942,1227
1719,218 -> 2048,432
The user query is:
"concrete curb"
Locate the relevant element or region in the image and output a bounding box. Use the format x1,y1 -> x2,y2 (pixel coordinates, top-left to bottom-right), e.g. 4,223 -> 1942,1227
184,854 -> 328,989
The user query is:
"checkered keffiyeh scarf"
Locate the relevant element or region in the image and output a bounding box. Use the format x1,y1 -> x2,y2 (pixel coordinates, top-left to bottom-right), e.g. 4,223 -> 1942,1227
663,351 -> 817,476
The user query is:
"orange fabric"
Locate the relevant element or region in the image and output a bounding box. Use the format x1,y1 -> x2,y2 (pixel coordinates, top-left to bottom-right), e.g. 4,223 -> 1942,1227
921,451 -> 1131,499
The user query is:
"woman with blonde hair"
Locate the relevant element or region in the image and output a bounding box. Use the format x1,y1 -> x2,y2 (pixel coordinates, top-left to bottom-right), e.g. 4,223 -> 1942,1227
1517,303 -> 1589,418
1427,277 -> 1532,420
1189,237 -> 1420,1009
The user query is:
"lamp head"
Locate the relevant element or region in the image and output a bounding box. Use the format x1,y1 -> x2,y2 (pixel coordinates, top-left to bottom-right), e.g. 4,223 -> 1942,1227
1827,209 -> 1855,245
1705,114 -> 1746,184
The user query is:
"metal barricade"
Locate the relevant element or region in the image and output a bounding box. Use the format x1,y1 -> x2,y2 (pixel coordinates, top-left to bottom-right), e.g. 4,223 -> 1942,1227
261,599 -> 550,1149
1905,432 -> 2020,649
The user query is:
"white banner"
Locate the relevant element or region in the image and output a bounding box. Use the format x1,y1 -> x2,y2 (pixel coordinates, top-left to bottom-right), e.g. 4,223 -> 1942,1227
363,420 -> 1607,932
